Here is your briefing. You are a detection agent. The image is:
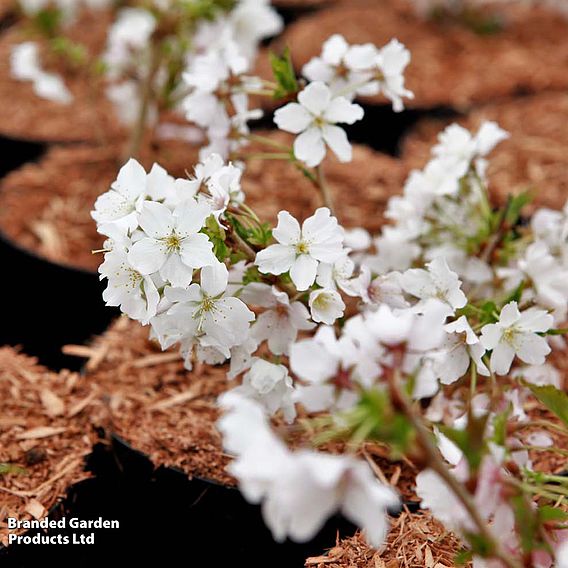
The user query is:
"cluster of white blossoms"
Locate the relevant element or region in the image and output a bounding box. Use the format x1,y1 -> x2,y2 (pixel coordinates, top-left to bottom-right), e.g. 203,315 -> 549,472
10,42 -> 73,104
105,0 -> 282,127
90,27 -> 568,566
18,0 -> 111,23
302,34 -> 414,112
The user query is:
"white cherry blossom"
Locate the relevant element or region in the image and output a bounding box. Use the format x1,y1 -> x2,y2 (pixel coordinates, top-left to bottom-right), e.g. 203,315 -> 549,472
218,393 -> 399,547
255,208 -> 345,291
480,302 -> 553,375
240,283 -> 315,355
99,248 -> 160,325
400,257 -> 467,316
274,81 -> 363,167
128,200 -> 216,288
164,262 -> 255,356
235,358 -> 296,423
309,289 -> 345,324
10,42 -> 72,104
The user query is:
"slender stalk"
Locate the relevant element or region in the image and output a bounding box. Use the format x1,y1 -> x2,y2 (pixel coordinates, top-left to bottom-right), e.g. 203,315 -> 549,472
246,133 -> 291,151
513,420 -> 567,436
127,40 -> 162,160
391,374 -> 523,568
240,152 -> 291,161
515,445 -> 568,458
315,164 -> 336,217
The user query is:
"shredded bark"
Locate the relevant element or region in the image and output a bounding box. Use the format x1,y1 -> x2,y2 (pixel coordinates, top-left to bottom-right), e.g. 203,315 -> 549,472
305,510 -> 466,568
402,92 -> 568,212
275,0 -> 568,110
0,347 -> 98,546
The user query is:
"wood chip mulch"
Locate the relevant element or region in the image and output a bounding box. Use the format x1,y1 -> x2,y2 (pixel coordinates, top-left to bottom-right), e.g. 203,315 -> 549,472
0,347 -> 99,546
0,8 -> 120,143
305,510 -> 465,568
401,92 -> 568,212
274,0 -> 568,110
0,139 -> 201,272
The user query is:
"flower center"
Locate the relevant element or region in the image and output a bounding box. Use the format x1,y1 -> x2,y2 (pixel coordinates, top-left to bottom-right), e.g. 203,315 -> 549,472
200,295 -> 216,313
295,240 -> 310,255
502,326 -> 518,345
163,233 -> 182,253
313,116 -> 326,128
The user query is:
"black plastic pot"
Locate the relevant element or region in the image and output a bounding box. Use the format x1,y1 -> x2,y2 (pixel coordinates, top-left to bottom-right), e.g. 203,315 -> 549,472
107,434 -> 358,566
0,228 -> 118,370
0,135 -> 45,178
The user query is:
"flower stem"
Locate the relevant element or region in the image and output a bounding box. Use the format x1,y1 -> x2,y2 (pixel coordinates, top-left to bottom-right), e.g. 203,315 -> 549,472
127,39 -> 162,160
315,164 -> 336,217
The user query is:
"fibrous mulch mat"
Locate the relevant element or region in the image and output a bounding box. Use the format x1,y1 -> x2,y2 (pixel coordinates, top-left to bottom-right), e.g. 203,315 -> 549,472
274,0 -> 568,109
0,139 -> 201,271
305,510 -> 465,568
401,92 -> 568,212
0,9 -> 120,142
0,347 -> 99,546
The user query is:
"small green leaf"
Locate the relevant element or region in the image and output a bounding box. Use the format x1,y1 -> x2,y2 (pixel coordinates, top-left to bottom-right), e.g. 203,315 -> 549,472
524,384 -> 568,428
491,406 -> 510,447
0,463 -> 27,476
269,48 -> 298,99
503,191 -> 532,226
512,494 -> 541,554
538,506 -> 568,523
454,549 -> 473,566
542,328 -> 568,336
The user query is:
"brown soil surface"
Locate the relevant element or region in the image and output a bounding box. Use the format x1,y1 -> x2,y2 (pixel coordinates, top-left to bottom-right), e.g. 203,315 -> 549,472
0,9 -> 121,142
401,92 -> 568,212
0,139 -> 201,272
274,0 -> 568,110
0,347 -> 99,546
305,510 -> 465,568
0,132 -> 406,272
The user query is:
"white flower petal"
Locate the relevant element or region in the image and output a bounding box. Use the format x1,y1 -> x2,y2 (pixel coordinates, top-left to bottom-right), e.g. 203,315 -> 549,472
297,81 -> 331,116
322,97 -> 363,125
321,124 -> 352,162
273,211 -> 301,245
127,238 -> 166,274
294,127 -> 326,167
290,254 -> 318,291
273,102 -> 313,134
256,244 -> 296,275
